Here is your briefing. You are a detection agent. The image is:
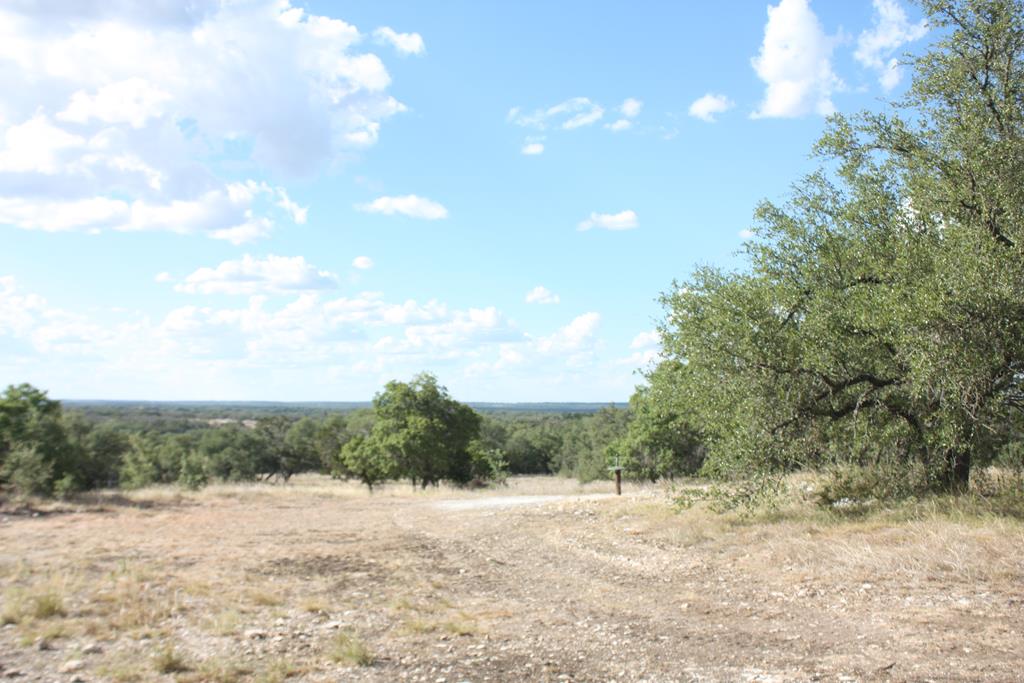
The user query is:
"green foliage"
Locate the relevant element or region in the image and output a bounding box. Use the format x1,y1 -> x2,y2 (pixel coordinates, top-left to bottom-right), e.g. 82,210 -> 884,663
0,384 -> 66,495
552,407 -> 631,482
339,435 -> 395,491
197,425 -> 266,482
178,450 -> 209,490
468,442 -> 508,486
370,373 -> 482,488
0,446 -> 54,497
657,0 -> 1024,497
0,380 -> 635,494
119,435 -> 188,489
610,361 -> 704,482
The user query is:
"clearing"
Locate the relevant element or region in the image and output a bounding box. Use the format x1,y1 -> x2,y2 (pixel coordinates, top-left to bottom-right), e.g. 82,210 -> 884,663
1,476 -> 1022,682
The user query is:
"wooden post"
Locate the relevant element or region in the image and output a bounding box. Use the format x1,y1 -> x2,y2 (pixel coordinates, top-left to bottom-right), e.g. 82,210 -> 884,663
611,466 -> 622,495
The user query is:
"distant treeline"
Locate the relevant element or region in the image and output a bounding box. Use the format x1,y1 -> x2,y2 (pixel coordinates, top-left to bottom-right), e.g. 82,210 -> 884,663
0,377 -> 699,498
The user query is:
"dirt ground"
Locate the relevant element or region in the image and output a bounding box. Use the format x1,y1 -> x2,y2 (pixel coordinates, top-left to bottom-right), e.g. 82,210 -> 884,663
1,476 -> 1022,682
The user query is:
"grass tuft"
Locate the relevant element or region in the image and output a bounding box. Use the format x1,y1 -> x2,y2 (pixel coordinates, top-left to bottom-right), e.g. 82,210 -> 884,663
153,645 -> 191,674
327,631 -> 375,667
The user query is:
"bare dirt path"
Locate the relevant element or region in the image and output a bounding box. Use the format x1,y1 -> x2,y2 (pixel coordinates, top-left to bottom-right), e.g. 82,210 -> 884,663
1,478 -> 1022,682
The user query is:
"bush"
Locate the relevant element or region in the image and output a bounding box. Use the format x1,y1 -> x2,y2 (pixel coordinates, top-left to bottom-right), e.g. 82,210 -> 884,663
0,445 -> 53,497
818,461 -> 932,507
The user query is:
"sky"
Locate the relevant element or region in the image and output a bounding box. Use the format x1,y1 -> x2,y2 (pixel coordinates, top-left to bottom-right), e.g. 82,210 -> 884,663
0,0 -> 931,402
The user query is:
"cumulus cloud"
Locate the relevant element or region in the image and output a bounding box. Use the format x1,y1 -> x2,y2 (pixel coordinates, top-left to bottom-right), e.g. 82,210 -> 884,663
174,255 -> 340,295
855,0 -> 928,91
373,26 -> 425,55
619,330 -> 661,368
0,178 -> 305,243
605,119 -> 632,132
536,312 -> 600,353
356,194 -> 448,220
0,274 -> 636,399
751,0 -> 842,118
0,1 -> 407,241
154,272 -> 173,283
578,210 -> 638,232
521,142 -> 545,155
688,93 -> 734,122
352,256 -> 374,270
739,228 -> 756,239
525,286 -> 559,305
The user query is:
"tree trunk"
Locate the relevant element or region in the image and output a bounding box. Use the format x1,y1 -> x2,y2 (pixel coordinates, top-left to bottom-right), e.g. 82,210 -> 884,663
941,450 -> 971,493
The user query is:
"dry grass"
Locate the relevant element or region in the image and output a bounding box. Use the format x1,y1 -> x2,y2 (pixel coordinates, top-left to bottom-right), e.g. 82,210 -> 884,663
253,658 -> 303,683
326,631 -> 375,667
1,474 -> 1022,681
152,644 -> 191,674
1,573 -> 70,625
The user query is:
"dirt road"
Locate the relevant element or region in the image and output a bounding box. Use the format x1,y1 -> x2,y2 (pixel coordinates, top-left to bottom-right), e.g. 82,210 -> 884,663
1,478 -> 1022,682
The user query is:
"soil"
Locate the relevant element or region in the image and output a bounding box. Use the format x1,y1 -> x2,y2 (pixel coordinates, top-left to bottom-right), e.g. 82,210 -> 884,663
0,477 -> 1021,682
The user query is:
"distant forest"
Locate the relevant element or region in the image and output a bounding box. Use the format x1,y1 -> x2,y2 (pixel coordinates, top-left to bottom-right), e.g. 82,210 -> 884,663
0,376 -> 697,497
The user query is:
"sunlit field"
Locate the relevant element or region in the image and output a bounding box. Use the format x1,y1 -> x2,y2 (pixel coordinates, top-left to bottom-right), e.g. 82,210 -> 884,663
2,475 -> 1022,682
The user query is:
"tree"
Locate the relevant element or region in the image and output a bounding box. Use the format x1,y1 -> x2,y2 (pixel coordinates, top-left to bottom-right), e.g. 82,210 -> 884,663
610,361 -> 704,482
366,373 -> 481,488
254,417 -> 321,482
339,435 -> 394,491
0,384 -> 71,496
659,0 -> 1024,494
553,407 -> 631,482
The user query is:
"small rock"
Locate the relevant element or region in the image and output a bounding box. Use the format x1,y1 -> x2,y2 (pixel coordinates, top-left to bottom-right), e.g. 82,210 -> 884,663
36,637 -> 53,651
4,670 -> 24,678
82,643 -> 103,655
244,629 -> 267,640
58,661 -> 85,674
70,676 -> 86,683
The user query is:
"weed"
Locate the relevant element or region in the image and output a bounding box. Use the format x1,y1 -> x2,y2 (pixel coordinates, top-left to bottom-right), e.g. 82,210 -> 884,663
255,658 -> 302,683
326,631 -> 375,667
442,617 -> 478,636
152,645 -> 191,674
247,589 -> 284,607
299,596 -> 330,614
206,608 -> 242,636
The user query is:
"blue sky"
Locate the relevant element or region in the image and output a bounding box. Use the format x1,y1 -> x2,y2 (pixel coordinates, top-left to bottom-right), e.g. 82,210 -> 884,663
0,0 -> 929,402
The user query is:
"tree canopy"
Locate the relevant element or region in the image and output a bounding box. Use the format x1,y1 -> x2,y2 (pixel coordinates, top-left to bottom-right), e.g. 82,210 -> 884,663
656,0 -> 1024,494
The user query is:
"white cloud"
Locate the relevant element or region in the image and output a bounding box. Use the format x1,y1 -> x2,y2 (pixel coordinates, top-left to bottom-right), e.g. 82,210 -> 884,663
57,77 -> 172,129
373,26 -> 425,56
525,286 -> 559,305
605,119 -> 632,132
352,256 -> 374,270
357,194 -> 448,220
688,93 -> 734,122
507,97 -> 604,131
578,210 -> 638,232
175,255 -> 340,295
630,330 -> 660,349
0,179 -> 304,243
0,1 -> 407,241
739,228 -> 756,239
620,98 -> 643,118
521,142 -> 545,155
154,272 -> 173,283
0,114 -> 85,174
855,0 -> 928,91
0,275 -> 637,400
616,330 -> 662,368
536,312 -> 600,353
751,0 -> 842,118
